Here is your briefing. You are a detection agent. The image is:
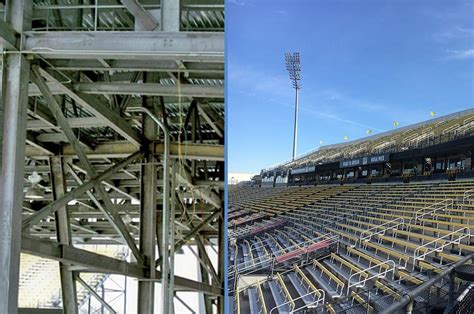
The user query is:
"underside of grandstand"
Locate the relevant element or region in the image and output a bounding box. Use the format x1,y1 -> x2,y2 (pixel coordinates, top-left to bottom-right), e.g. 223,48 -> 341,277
0,1 -> 224,313
229,110 -> 474,313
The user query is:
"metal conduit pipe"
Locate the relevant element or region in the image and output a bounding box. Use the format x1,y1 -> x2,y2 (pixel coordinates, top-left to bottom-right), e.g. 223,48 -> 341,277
381,252 -> 474,314
125,107 -> 171,314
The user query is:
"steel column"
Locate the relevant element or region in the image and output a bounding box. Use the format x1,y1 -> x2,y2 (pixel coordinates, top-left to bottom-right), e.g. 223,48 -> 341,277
217,212 -> 225,313
137,73 -> 158,314
0,1 -> 32,311
125,107 -> 171,314
198,240 -> 213,314
161,0 -> 180,31
50,157 -> 78,314
169,161 -> 177,313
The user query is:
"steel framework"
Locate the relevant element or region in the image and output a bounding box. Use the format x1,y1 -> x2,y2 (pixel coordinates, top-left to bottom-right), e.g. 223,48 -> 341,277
0,0 -> 224,313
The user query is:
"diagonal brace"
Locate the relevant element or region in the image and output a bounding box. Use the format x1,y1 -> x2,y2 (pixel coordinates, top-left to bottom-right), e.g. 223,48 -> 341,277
22,151 -> 142,229
30,66 -> 144,264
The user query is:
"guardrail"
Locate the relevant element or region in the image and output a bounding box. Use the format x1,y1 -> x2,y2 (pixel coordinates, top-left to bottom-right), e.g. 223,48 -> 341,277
413,227 -> 471,270
381,253 -> 474,314
463,189 -> 474,204
355,217 -> 406,247
407,199 -> 453,229
346,260 -> 396,296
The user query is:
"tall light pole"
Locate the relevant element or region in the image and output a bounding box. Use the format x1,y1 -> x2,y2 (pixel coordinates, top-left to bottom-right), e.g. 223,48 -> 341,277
285,52 -> 302,161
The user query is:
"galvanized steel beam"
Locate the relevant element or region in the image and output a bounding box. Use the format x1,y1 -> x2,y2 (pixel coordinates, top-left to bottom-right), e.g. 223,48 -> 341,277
0,2 -> 32,311
23,32 -> 224,61
50,157 -> 78,314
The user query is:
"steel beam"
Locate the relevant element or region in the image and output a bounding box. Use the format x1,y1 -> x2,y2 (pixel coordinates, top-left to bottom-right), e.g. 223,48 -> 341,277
21,236 -> 222,295
137,74 -> 158,314
36,68 -> 141,147
217,212 -> 225,313
76,276 -> 117,314
22,235 -> 146,278
120,0 -> 159,31
28,81 -> 224,98
45,59 -> 224,74
25,142 -> 224,160
50,157 -> 78,314
197,102 -> 223,138
197,239 -> 213,314
67,165 -> 132,246
30,66 -> 144,264
174,208 -> 221,250
73,82 -> 224,98
0,2 -> 32,312
0,20 -> 18,50
24,32 -> 224,61
162,0 -> 180,32
22,151 -> 143,230
156,208 -> 220,267
177,167 -> 222,208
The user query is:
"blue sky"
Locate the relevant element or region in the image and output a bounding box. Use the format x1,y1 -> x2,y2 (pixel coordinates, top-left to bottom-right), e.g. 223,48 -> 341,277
227,0 -> 474,174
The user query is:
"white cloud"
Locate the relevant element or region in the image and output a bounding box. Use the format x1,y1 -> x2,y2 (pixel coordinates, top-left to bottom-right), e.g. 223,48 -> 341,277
446,49 -> 474,60
228,0 -> 247,6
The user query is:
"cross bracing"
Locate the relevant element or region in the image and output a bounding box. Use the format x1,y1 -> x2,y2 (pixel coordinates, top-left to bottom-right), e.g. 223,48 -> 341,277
0,1 -> 224,313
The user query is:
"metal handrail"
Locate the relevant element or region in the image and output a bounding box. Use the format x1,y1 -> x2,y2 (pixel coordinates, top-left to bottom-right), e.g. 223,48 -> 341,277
413,227 -> 471,267
269,290 -> 323,314
293,292 -> 326,312
357,217 -> 405,246
409,198 -> 453,225
346,260 -> 396,296
381,253 -> 474,314
463,189 -> 474,204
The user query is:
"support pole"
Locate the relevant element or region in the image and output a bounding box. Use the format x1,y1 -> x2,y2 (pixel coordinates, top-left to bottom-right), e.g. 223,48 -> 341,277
198,238 -> 213,314
217,211 -> 225,314
161,0 -> 180,32
50,157 -> 78,314
137,73 -> 158,314
292,88 -> 299,161
169,161 -> 177,313
125,107 -> 171,314
0,1 -> 32,312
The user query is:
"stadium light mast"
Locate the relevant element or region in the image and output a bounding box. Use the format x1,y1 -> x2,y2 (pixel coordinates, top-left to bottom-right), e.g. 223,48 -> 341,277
285,52 -> 302,161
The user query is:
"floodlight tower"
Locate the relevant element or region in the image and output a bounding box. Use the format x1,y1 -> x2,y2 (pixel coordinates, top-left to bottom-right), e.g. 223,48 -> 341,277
285,52 -> 302,161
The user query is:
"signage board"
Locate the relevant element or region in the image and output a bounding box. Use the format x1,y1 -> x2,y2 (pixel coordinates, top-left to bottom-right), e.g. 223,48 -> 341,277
340,154 -> 390,168
291,166 -> 316,175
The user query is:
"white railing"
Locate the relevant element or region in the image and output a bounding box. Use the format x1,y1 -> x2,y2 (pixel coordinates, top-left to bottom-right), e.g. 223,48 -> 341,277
356,217 -> 406,247
408,199 -> 454,228
269,290 -> 325,314
463,189 -> 474,204
413,227 -> 471,268
346,260 -> 396,296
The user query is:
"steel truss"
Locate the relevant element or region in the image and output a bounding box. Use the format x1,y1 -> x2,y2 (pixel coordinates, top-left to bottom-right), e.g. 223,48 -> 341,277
0,1 -> 224,313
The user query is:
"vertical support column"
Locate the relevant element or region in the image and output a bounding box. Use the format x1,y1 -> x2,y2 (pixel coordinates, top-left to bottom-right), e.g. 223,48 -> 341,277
161,0 -> 181,32
197,237 -> 212,314
137,74 -> 158,314
0,1 -> 32,312
217,212 -> 225,314
169,161 -> 177,313
50,156 -> 78,314
292,88 -> 299,161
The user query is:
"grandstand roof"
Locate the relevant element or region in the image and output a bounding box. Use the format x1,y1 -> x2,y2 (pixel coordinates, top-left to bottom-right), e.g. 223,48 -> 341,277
266,108 -> 474,172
